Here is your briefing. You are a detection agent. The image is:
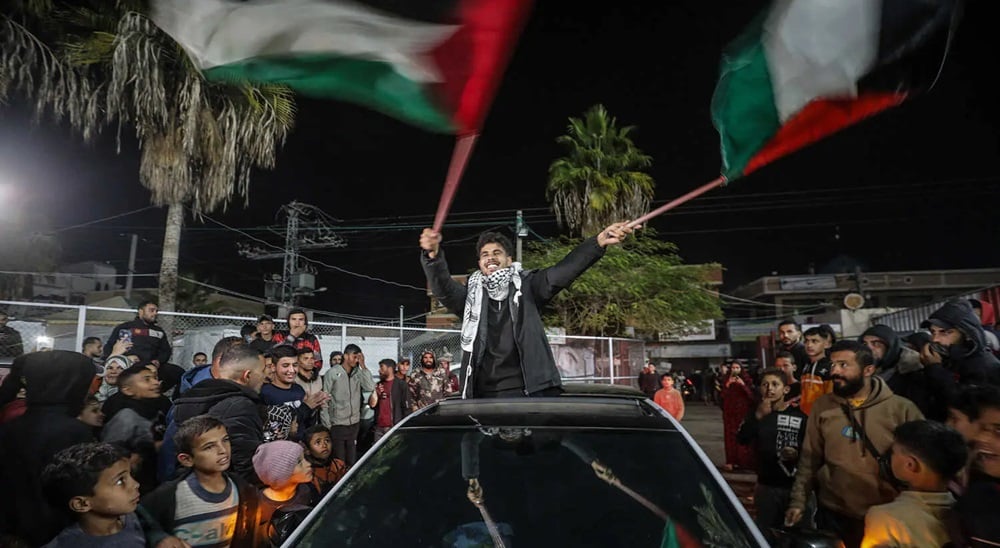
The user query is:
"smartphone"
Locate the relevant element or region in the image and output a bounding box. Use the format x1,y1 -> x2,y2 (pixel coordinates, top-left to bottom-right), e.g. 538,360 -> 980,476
119,329 -> 133,345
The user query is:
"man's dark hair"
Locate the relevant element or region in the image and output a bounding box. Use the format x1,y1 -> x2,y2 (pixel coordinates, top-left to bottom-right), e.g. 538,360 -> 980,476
295,347 -> 314,357
137,299 -> 157,310
193,352 -> 207,361
212,336 -> 244,361
475,231 -> 513,257
42,442 -> 129,510
774,350 -> 796,365
240,324 -> 256,338
219,344 -> 262,367
344,344 -> 362,355
950,384 -> 1000,420
116,364 -> 149,390
329,351 -> 343,361
777,319 -> 800,331
270,345 -> 297,361
379,358 -> 397,369
174,414 -> 227,455
287,307 -> 308,324
829,339 -> 875,367
82,337 -> 101,348
759,367 -> 790,385
893,420 -> 968,480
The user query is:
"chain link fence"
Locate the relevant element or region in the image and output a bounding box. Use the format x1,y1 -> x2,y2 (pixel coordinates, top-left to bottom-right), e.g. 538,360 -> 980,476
0,300 -> 644,386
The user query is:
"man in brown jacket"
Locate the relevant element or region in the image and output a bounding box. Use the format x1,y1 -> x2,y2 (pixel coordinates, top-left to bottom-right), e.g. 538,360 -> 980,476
785,340 -> 923,548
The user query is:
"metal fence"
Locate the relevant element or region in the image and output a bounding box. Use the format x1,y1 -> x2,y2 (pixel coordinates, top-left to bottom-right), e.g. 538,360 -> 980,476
870,285 -> 1000,333
0,300 -> 644,386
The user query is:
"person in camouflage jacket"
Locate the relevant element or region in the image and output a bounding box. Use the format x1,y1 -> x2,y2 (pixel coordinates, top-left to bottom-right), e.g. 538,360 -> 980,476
409,350 -> 455,411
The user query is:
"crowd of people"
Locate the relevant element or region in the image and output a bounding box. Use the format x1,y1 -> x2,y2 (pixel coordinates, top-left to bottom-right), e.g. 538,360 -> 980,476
713,299 -> 1000,548
0,302 -> 461,547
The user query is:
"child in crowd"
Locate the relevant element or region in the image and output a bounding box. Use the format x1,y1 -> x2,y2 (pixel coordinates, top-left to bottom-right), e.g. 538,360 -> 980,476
101,364 -> 165,494
141,415 -> 258,546
41,442 -> 146,547
78,394 -> 105,431
252,440 -> 319,546
302,425 -> 347,495
861,420 -> 967,548
954,384 -> 1000,546
263,404 -> 298,443
737,368 -> 809,539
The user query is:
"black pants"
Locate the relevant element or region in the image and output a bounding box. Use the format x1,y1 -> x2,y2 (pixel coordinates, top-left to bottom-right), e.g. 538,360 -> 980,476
330,423 -> 360,467
477,386 -> 564,398
816,505 -> 865,548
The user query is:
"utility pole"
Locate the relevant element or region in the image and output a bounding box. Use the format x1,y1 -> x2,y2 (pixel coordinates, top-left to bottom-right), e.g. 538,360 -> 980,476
238,201 -> 346,308
124,233 -> 138,299
399,305 -> 404,359
515,210 -> 528,263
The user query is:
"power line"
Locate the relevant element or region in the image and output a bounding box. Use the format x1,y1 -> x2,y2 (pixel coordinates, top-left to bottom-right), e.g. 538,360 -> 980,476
47,206 -> 158,234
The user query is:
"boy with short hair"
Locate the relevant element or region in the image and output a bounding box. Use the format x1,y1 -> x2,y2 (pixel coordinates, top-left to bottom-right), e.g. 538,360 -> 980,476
861,420 -> 968,548
302,425 -> 347,495
140,414 -> 258,547
78,394 -> 105,430
799,325 -> 836,415
954,385 -> 1000,547
41,442 -> 146,547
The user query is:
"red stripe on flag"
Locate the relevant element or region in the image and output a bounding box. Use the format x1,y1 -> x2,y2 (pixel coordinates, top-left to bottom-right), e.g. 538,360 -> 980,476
432,0 -> 533,135
744,92 -> 907,176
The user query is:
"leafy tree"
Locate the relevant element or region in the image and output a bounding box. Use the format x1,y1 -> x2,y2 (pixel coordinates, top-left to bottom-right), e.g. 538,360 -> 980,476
1,1 -> 295,312
547,104 -> 654,237
523,230 -> 721,337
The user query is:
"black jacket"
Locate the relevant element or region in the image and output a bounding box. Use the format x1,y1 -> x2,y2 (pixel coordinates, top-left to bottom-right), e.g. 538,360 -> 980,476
924,300 -> 1000,386
860,324 -> 956,421
139,469 -> 258,547
172,379 -> 264,486
0,351 -> 97,546
422,236 -> 605,397
104,316 -> 172,364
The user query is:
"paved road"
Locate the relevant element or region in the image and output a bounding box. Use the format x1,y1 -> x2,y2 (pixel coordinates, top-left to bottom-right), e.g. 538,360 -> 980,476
680,400 -> 757,513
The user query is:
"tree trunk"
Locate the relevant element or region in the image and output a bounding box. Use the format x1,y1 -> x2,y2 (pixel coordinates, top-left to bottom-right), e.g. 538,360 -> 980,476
158,202 -> 184,314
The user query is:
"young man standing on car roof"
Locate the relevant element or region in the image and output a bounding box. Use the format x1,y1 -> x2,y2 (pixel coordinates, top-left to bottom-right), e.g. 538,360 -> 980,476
419,222 -> 633,399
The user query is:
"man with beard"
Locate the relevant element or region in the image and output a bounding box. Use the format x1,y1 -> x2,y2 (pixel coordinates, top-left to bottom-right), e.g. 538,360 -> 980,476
409,350 -> 453,411
785,340 -> 923,548
921,300 -> 1000,386
420,223 -> 632,398
860,324 -> 956,421
776,320 -> 809,377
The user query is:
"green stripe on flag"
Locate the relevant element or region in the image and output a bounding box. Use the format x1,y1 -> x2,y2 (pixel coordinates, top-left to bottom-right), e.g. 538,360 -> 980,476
205,55 -> 456,133
710,11 -> 780,181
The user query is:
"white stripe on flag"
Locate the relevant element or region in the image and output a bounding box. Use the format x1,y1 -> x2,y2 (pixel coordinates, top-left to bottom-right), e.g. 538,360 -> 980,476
763,0 -> 882,122
151,0 -> 457,83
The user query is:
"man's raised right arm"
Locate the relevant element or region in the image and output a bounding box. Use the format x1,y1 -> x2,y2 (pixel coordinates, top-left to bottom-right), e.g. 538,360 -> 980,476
419,228 -> 468,314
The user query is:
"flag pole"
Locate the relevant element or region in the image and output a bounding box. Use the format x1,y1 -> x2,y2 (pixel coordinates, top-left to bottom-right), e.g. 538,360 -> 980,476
432,134 -> 479,233
627,175 -> 727,228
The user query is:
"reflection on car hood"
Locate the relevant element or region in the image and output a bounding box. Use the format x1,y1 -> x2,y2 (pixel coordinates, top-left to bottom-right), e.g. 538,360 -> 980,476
403,397 -> 678,430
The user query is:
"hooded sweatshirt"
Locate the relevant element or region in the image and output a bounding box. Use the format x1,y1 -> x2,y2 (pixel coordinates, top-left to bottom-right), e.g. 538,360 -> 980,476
789,376 -> 924,519
923,300 -> 1000,386
0,351 -> 97,546
860,325 -> 955,421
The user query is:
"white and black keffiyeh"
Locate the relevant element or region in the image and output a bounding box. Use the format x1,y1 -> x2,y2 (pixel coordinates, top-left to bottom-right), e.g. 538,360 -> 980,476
460,264 -> 522,353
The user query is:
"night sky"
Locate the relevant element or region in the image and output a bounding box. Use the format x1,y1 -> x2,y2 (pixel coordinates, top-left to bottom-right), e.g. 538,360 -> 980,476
1,0 -> 996,321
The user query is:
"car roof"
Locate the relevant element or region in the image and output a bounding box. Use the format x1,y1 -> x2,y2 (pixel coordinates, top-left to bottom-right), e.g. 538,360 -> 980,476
400,384 -> 675,430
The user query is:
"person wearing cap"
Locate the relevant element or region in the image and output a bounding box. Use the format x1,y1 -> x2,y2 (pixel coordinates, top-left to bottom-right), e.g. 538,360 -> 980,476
922,300 -> 1000,386
250,314 -> 278,354
252,440 -> 318,546
859,324 -> 955,421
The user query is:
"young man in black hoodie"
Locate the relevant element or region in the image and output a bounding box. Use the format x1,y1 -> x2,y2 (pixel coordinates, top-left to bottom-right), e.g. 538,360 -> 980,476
419,222 -> 633,398
0,351 -> 96,546
860,324 -> 956,421
171,344 -> 267,486
922,299 -> 1000,386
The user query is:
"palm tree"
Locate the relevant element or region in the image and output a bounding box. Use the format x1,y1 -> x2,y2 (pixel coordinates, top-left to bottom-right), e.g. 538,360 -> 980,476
1,1 -> 295,312
547,104 -> 655,237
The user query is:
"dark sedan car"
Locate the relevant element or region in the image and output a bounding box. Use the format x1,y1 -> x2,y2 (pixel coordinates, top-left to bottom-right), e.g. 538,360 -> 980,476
278,384 -> 776,547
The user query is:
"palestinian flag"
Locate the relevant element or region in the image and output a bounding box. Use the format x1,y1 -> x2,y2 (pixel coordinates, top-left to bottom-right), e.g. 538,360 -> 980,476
151,0 -> 532,134
711,0 -> 962,181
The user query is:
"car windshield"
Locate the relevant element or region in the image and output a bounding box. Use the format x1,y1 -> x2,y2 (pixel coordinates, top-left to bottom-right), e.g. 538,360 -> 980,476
289,426 -> 759,547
